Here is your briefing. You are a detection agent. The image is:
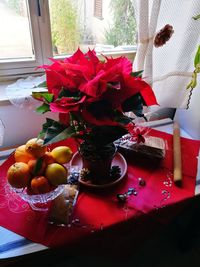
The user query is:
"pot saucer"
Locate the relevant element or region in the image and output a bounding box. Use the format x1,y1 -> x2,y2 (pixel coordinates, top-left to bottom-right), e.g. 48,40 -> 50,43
71,152 -> 127,189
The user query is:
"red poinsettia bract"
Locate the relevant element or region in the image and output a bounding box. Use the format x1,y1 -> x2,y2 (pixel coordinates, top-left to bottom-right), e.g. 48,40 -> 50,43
34,48 -> 158,145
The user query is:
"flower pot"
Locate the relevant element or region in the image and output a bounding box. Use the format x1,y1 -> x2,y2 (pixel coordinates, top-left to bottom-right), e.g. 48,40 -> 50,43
79,142 -> 117,185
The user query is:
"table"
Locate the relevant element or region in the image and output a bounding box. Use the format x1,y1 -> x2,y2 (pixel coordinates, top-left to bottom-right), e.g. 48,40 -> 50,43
0,119 -> 200,265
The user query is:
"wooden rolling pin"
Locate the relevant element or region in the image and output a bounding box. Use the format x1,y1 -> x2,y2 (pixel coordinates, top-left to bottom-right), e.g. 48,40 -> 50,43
173,122 -> 182,186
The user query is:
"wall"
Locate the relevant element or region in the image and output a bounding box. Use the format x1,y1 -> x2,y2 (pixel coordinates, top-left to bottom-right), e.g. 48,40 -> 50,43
1,93 -> 198,149
0,101 -> 176,148
0,101 -> 58,148
175,80 -> 200,140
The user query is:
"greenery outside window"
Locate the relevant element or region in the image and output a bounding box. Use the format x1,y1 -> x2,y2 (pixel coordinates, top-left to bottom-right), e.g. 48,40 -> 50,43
0,0 -> 137,81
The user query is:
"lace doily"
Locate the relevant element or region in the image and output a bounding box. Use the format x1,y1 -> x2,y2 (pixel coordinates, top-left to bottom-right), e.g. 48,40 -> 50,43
6,75 -> 47,110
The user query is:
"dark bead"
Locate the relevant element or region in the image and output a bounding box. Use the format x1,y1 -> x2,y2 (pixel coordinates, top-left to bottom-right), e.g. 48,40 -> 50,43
133,191 -> 138,196
138,177 -> 146,187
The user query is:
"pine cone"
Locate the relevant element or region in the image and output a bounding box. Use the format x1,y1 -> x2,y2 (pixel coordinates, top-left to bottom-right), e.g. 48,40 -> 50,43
154,24 -> 174,48
80,168 -> 90,181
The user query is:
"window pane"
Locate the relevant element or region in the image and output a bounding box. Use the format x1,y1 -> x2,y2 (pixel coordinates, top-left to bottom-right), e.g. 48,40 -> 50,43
49,0 -> 136,56
0,0 -> 34,61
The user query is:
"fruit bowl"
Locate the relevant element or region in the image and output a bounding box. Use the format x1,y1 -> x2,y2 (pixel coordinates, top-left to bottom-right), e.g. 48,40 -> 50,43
11,185 -> 65,211
6,139 -> 74,211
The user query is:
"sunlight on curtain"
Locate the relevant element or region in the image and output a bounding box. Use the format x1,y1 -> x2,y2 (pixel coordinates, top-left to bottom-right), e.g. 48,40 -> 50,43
133,0 -> 200,108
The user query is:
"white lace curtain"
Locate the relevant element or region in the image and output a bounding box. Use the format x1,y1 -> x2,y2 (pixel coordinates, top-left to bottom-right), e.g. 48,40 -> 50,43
133,0 -> 200,108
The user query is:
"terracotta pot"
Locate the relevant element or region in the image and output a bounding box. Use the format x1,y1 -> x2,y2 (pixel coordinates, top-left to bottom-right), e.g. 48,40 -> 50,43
79,142 -> 116,185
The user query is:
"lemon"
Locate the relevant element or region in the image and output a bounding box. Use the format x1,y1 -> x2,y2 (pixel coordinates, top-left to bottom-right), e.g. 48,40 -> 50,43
45,163 -> 68,186
51,146 -> 73,164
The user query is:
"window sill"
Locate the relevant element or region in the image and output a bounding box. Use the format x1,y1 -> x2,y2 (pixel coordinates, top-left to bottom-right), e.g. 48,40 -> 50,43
0,74 -> 45,105
0,50 -> 136,82
0,50 -> 137,105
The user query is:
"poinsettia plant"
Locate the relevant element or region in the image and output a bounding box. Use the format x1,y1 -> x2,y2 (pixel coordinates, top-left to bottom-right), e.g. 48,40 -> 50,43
32,48 -> 157,147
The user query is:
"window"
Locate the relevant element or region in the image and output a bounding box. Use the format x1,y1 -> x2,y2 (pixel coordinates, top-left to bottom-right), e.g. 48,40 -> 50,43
0,0 -> 51,79
94,0 -> 103,19
0,0 -> 137,80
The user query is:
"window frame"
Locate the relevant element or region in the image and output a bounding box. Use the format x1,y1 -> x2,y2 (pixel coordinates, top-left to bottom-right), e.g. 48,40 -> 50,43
0,0 -> 136,82
0,0 -> 53,80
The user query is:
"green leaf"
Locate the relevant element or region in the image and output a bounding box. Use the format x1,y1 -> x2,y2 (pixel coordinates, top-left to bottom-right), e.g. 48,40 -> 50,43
32,92 -> 54,103
132,108 -> 144,118
38,118 -> 75,145
44,126 -> 75,145
122,93 -> 143,113
130,70 -> 143,78
58,88 -> 81,100
41,118 -> 55,132
90,126 -> 128,146
32,91 -> 47,100
192,14 -> 200,20
70,111 -> 83,122
194,45 -> 200,67
43,93 -> 54,103
114,111 -> 132,125
38,118 -> 57,139
39,119 -> 65,139
33,157 -> 44,176
36,103 -> 50,114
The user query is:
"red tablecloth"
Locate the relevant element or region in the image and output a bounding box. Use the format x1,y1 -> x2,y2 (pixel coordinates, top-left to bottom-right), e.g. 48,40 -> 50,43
0,129 -> 199,248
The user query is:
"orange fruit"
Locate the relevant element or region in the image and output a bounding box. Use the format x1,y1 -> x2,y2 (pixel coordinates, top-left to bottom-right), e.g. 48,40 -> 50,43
25,138 -> 47,158
7,162 -> 31,189
14,145 -> 35,163
30,176 -> 51,194
45,163 -> 68,186
51,146 -> 73,164
28,158 -> 46,176
42,151 -> 55,165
